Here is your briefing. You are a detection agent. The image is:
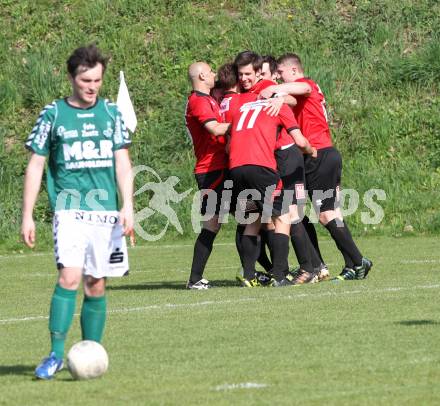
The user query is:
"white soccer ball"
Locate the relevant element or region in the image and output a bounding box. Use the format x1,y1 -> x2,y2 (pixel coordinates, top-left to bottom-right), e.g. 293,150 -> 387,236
67,340 -> 109,380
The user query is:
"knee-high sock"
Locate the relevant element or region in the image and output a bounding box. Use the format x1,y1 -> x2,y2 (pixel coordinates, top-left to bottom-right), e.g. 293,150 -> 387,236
257,229 -> 273,273
302,216 -> 325,264
264,228 -> 275,262
81,295 -> 107,342
304,231 -> 322,269
49,284 -> 77,359
235,225 -> 245,267
189,228 -> 217,283
290,223 -> 314,273
338,221 -> 356,268
325,219 -> 362,266
271,233 -> 290,281
241,235 -> 259,280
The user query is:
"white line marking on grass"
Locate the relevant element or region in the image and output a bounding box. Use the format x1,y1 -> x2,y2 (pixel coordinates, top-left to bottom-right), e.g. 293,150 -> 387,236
0,252 -> 49,260
108,297 -> 257,315
0,240 -> 335,261
1,284 -> 439,325
0,243 -> 236,261
0,298 -> 257,324
213,382 -> 268,391
0,315 -> 49,323
400,259 -> 440,264
0,266 -> 239,278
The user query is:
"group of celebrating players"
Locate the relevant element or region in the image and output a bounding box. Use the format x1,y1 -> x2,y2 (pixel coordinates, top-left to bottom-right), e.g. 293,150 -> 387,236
185,51 -> 373,289
20,44 -> 373,380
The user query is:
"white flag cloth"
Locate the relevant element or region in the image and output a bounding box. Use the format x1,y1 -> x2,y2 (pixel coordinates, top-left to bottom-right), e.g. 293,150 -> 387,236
117,71 -> 137,133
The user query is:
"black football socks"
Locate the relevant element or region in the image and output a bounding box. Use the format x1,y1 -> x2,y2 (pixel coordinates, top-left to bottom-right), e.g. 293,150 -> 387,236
325,219 -> 362,267
271,233 -> 290,281
302,216 -> 325,264
241,235 -> 259,280
290,223 -> 314,273
189,228 -> 217,283
257,228 -> 273,273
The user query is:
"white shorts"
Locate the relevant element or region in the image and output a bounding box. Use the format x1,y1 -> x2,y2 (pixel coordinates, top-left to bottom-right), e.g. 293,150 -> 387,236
53,210 -> 129,278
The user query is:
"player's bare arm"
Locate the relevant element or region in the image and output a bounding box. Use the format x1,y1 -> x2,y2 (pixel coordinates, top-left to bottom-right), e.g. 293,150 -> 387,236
115,148 -> 135,243
204,121 -> 231,136
21,153 -> 46,248
263,95 -> 297,116
282,94 -> 297,107
259,82 -> 312,99
263,96 -> 284,117
289,128 -> 316,156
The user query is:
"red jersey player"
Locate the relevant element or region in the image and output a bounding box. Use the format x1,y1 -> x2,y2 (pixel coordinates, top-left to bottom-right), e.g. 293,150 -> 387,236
230,51 -> 312,287
228,94 -> 315,286
216,62 -> 278,279
231,51 -> 319,286
260,53 -> 372,281
185,62 -> 230,289
260,55 -> 279,82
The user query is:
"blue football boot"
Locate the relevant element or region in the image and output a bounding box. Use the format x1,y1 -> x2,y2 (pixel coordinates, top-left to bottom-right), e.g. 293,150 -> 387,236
35,352 -> 64,380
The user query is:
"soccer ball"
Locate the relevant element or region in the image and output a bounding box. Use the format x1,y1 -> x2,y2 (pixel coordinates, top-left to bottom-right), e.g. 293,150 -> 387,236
67,340 -> 109,380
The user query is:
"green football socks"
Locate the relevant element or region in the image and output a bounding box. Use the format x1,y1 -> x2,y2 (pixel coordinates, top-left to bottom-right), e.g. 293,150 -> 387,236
80,295 -> 107,342
49,284 -> 78,359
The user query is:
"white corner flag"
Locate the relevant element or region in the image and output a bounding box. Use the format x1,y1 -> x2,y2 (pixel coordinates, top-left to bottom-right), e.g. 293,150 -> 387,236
117,71 -> 137,133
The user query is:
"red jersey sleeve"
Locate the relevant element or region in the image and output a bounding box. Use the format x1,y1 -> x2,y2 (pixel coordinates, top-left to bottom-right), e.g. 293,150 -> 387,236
278,104 -> 299,132
189,95 -> 219,125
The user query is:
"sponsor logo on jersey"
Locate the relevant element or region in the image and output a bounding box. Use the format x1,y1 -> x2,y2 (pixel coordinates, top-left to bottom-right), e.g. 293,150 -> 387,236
114,116 -> 123,144
35,121 -> 51,149
74,211 -> 118,224
57,126 -> 79,139
77,113 -> 95,118
220,97 -> 231,114
109,248 -> 124,264
82,123 -> 99,137
63,140 -> 114,169
103,121 -> 114,138
295,183 -> 306,200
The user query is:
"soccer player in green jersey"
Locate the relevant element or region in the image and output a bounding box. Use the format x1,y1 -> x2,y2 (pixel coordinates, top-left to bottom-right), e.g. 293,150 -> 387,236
21,45 -> 134,379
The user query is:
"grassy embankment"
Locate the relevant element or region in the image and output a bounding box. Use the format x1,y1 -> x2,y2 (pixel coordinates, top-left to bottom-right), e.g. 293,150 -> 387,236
0,1 -> 439,252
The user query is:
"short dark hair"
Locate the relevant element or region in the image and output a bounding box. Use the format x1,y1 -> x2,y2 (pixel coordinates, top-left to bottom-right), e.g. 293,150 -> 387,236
277,53 -> 304,72
234,51 -> 263,72
262,55 -> 277,75
67,44 -> 108,77
215,62 -> 238,91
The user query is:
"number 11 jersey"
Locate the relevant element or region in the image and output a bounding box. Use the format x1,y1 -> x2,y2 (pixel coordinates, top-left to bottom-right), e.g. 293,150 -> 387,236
229,97 -> 299,171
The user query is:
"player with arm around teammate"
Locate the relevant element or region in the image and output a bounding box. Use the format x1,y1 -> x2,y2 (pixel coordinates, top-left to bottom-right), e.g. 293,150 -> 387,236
232,51 -> 318,286
260,53 -> 372,280
21,45 -> 134,379
228,94 -> 316,287
215,62 -> 276,280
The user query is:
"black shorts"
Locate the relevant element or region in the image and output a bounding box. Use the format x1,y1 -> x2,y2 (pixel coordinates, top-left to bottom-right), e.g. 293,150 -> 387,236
274,145 -> 306,214
195,169 -> 228,216
304,146 -> 342,213
230,165 -> 279,218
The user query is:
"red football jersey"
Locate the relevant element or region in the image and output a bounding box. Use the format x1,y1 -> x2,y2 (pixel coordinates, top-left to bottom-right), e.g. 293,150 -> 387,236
185,91 -> 227,174
291,78 -> 333,150
247,80 -> 295,150
229,100 -> 299,171
220,92 -> 256,123
275,128 -> 295,150
248,79 -> 276,95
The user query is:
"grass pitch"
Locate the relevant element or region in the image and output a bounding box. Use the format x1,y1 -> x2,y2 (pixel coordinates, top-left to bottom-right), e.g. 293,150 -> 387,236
0,236 -> 439,405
